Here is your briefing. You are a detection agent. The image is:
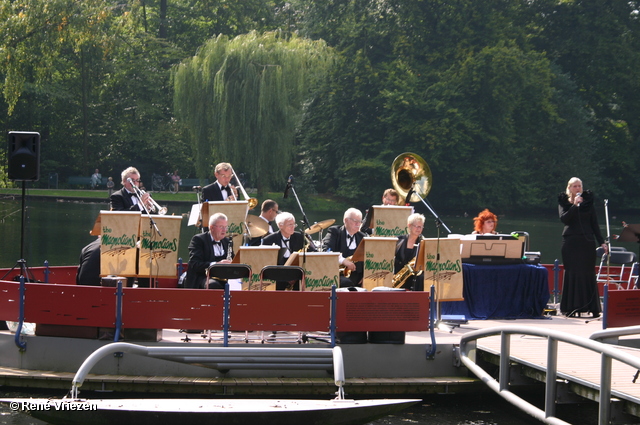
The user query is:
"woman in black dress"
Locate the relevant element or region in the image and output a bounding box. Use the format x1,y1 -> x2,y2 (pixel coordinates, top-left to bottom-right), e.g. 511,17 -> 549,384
393,213 -> 425,291
558,177 -> 608,318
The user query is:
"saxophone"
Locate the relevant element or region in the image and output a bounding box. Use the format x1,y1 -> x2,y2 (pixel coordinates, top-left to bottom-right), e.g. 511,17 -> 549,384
339,256 -> 353,278
392,257 -> 423,288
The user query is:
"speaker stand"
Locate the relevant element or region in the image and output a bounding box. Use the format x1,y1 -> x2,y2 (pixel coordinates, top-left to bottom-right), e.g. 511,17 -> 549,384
1,181 -> 34,281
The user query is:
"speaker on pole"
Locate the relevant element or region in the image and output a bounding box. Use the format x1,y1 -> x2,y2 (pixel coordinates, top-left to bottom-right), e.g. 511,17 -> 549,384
7,131 -> 40,181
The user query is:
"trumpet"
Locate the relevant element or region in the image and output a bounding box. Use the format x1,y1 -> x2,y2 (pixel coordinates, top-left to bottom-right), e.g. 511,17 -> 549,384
127,178 -> 167,215
228,165 -> 258,209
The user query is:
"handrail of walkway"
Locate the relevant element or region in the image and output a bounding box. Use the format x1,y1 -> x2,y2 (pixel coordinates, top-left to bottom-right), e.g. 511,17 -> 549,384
459,325 -> 640,425
590,325 -> 640,342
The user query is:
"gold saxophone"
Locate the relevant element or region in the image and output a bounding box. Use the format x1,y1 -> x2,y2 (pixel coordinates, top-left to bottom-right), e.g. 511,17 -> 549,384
339,256 -> 354,278
392,257 -> 423,288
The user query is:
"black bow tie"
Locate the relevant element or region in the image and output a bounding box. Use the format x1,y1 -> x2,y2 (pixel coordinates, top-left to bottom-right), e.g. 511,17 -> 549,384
126,191 -> 135,198
213,240 -> 222,246
221,186 -> 231,195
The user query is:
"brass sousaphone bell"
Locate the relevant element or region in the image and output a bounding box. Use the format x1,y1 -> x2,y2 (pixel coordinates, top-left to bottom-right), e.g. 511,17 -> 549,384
391,152 -> 432,203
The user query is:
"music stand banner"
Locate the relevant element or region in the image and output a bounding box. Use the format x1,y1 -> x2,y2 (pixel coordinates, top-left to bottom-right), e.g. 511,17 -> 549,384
99,211 -> 141,277
370,206 -> 412,237
286,252 -> 340,291
138,215 -> 183,278
418,238 -> 463,300
233,246 -> 279,290
352,237 -> 396,290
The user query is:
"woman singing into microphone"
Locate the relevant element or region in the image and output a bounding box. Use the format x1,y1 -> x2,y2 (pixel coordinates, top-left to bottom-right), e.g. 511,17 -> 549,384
558,177 -> 608,318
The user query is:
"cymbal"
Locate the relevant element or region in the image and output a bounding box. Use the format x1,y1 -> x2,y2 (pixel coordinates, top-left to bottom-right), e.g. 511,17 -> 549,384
305,219 -> 335,235
246,214 -> 269,237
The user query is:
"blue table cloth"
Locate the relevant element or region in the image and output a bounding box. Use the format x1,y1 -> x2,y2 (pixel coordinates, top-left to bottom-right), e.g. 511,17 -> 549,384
441,263 -> 550,320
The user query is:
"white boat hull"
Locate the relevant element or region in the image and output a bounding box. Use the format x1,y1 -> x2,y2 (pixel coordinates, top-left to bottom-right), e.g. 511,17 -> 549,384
0,397 -> 421,425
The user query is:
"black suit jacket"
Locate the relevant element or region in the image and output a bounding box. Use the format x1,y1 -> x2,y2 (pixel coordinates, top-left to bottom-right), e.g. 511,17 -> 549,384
321,225 -> 366,258
393,234 -> 424,291
321,225 -> 366,286
262,231 -> 314,264
76,238 -> 101,286
394,234 -> 423,273
202,181 -> 224,202
110,188 -> 138,211
186,232 -> 231,289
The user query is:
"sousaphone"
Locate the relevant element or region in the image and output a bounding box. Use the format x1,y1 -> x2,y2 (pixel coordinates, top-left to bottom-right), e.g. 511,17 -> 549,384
391,152 -> 432,203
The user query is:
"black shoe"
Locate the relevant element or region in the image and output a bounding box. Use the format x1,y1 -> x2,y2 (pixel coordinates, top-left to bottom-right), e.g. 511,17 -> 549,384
591,313 -> 601,319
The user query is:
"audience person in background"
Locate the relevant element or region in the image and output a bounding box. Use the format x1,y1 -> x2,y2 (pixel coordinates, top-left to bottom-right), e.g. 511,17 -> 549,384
90,169 -> 102,189
106,177 -> 115,196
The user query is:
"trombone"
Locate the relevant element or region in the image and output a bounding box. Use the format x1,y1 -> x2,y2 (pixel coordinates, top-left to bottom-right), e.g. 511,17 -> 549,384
128,178 -> 167,215
228,165 -> 258,209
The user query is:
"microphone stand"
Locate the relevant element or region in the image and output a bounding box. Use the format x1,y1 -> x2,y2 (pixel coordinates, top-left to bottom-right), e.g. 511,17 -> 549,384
408,183 -> 454,332
409,183 -> 451,234
132,188 -> 162,288
284,177 -> 312,270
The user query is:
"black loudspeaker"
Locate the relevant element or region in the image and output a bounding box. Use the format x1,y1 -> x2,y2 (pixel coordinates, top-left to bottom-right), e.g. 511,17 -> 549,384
8,131 -> 40,181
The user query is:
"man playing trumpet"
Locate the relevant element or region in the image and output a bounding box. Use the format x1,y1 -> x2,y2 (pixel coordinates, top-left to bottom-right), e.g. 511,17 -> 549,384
110,166 -> 158,213
202,162 -> 239,202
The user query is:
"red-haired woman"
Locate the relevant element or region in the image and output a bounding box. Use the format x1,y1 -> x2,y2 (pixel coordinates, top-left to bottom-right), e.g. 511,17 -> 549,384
472,209 -> 498,235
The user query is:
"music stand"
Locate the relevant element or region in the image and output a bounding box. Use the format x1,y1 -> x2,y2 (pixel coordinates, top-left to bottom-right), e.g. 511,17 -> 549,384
617,223 -> 640,257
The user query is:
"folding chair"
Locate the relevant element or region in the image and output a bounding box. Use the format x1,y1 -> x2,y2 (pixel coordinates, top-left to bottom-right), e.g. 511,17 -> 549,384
596,248 -> 638,290
259,265 -> 306,343
203,263 -> 252,343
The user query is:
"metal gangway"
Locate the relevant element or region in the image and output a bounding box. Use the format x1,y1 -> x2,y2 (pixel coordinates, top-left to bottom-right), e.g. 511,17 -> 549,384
460,325 -> 640,425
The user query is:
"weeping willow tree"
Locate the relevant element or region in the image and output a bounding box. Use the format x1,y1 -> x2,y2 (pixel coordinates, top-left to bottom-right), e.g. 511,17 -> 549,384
173,31 -> 333,193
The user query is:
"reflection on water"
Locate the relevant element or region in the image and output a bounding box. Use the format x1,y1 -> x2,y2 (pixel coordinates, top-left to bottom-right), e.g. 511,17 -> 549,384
0,197 -> 638,269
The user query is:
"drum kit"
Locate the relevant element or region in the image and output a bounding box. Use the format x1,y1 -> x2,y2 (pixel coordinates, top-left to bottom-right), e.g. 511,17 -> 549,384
243,215 -> 335,249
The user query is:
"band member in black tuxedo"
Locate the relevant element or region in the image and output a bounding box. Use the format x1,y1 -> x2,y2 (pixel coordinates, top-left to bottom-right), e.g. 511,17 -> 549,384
185,213 -> 234,289
202,162 -> 237,202
249,199 -> 279,246
360,188 -> 401,235
322,208 -> 366,287
109,166 -> 157,213
262,212 -> 315,290
394,213 -> 425,291
76,237 -> 102,286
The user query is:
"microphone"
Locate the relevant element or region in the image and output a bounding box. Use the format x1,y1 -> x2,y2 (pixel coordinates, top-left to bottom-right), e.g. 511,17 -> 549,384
127,177 -> 134,185
576,192 -> 581,207
283,175 -> 293,199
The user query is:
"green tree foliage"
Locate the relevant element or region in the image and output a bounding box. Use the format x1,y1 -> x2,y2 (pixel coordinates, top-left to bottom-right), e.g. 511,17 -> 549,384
297,0 -> 622,212
173,31 -> 333,193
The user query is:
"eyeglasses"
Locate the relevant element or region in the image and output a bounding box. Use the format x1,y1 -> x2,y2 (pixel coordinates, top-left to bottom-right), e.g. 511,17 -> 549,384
410,224 -> 424,229
213,225 -> 228,230
283,222 -> 297,227
129,179 -> 141,183
347,218 -> 362,224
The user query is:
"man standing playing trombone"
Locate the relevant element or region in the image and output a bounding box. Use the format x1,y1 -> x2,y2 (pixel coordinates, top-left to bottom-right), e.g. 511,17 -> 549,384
202,162 -> 238,202
110,166 -> 156,213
